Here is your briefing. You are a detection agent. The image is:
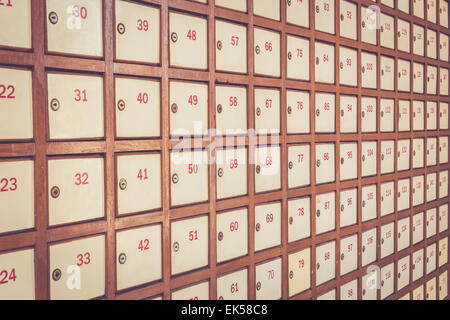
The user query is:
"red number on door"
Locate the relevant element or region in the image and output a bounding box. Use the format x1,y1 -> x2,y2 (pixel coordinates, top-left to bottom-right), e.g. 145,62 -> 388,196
75,172 -> 89,186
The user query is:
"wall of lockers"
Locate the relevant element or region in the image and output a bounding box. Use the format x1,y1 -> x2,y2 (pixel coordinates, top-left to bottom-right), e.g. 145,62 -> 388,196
0,0 -> 449,300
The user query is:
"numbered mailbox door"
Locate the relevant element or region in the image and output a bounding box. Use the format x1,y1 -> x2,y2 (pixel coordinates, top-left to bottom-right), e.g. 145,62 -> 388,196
255,88 -> 280,134
254,146 -> 281,193
413,138 -> 425,168
427,65 -> 438,95
315,0 -> 335,34
253,0 -> 280,20
316,241 -> 335,286
426,173 -> 437,203
340,188 -> 357,227
286,0 -> 309,27
361,97 -> 377,133
254,27 -> 280,77
413,212 -> 424,245
315,42 -> 335,84
362,228 -> 377,266
115,77 -> 160,138
413,63 -> 425,93
413,249 -> 424,282
440,102 -> 449,130
440,136 -> 448,164
398,178 -> 410,212
380,99 -> 394,132
48,73 -> 104,140
316,192 -> 336,235
170,150 -> 208,207
172,281 -> 209,300
397,217 -> 410,251
361,141 -> 377,177
215,0 -> 247,12
288,197 -> 311,243
440,204 -> 449,233
217,269 -> 248,300
439,271 -> 448,300
362,184 -> 377,222
216,85 -> 247,135
340,0 -> 357,40
0,0 -> 31,49
413,100 -> 425,131
340,142 -> 357,181
288,145 -> 310,189
339,47 -> 357,86
398,19 -> 410,52
255,202 -> 281,252
426,243 -> 437,274
397,255 -> 410,291
361,6 -> 377,45
427,137 -> 437,166
440,68 -> 449,96
362,268 -> 377,300
255,258 -> 282,300
287,35 -> 309,81
427,0 -> 437,23
380,56 -> 395,91
380,13 -> 394,49
340,234 -> 357,276
397,139 -> 410,172
216,148 -> 247,200
217,208 -> 248,263
115,1 -> 160,64
171,215 -> 208,275
439,170 -> 448,198
398,59 -> 411,92
116,224 -> 162,291
340,95 -> 357,133
413,285 -> 424,300
46,0 -> 103,57
413,24 -> 425,56
49,235 -> 105,300
414,0 -> 425,18
316,143 -> 335,184
439,237 -> 448,267
380,263 -> 394,300
413,175 -> 425,206
381,222 -> 394,258
288,248 -> 311,297
440,0 -> 449,27
0,249 -> 35,300
0,160 -> 34,234
0,67 -> 33,140
215,20 -> 247,73
315,93 -> 335,133
361,52 -> 377,89
427,29 -> 437,59
340,279 -> 357,300
440,33 -> 449,62
287,90 -> 310,134
48,157 -> 104,226
169,12 -> 207,69
117,153 -> 161,215
381,140 -> 395,174
426,277 -> 437,300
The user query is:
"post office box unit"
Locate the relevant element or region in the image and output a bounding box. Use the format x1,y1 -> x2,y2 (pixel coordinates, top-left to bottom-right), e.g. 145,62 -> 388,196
217,269 -> 248,300
439,271 -> 448,300
286,0 -> 309,28
361,6 -> 377,45
288,145 -> 310,189
339,47 -> 357,87
397,139 -> 410,172
397,18 -> 410,53
316,192 -> 336,235
380,99 -> 394,132
340,234 -> 357,276
440,68 -> 449,96
380,56 -> 395,91
399,0 -> 411,12
397,217 -> 411,252
440,136 -> 448,164
215,0 -> 247,12
381,222 -> 394,259
413,285 -> 424,300
361,97 -> 377,133
440,33 -> 449,62
413,62 -> 425,94
426,137 -> 437,166
426,243 -> 437,274
440,102 -> 449,129
317,289 -> 336,300
315,93 -> 335,133
254,146 -> 281,193
171,215 -> 208,275
427,65 -> 438,95
362,227 -> 377,266
362,268 -> 378,300
254,28 -> 280,77
255,202 -> 281,252
427,208 -> 438,238
340,188 -> 357,227
426,173 -> 437,203
413,100 -> 425,131
427,101 -> 438,129
380,13 -> 395,49
339,141 -> 358,181
397,255 -> 410,291
215,85 -> 247,135
170,150 -> 208,207
217,208 -> 248,263
397,59 -> 411,92
0,248 -> 34,300
169,12 -> 207,70
288,197 -> 311,243
0,0 -> 31,49
0,67 -> 33,140
340,95 -> 357,133
440,0 -> 449,26
362,184 -> 377,222
380,263 -> 394,300
255,88 -> 280,134
340,278 -> 357,300
315,0 -> 335,34
172,281 -> 209,300
439,204 -> 448,233
50,235 -> 105,299
0,160 -> 34,234
115,1 -> 160,64
398,178 -> 410,212
315,42 -> 335,84
288,248 -> 311,297
286,90 -> 310,134
413,212 -> 424,245
316,143 -> 335,184
215,20 -> 247,73
413,138 -> 425,168
381,181 -> 395,216
46,0 -> 103,57
427,0 -> 437,23
254,0 -> 280,21
413,175 -> 425,206
414,0 -> 426,18
316,241 -> 335,286
426,277 -> 437,300
361,52 -> 377,89
286,35 -> 310,81
438,237 -> 448,267
413,248 -> 424,282
340,0 -> 357,40
439,170 -> 448,199
216,148 -> 247,199
413,24 -> 425,56
361,141 -> 377,177
255,258 -> 282,300
116,224 -> 162,291
381,140 -> 395,174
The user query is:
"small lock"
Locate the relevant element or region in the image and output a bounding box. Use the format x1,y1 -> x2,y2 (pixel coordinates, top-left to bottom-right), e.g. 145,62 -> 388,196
50,98 -> 60,111
398,151 -> 401,158
362,289 -> 366,296
118,253 -> 127,264
316,210 -> 320,217
117,23 -> 126,35
288,161 -> 293,170
362,245 -> 365,252
339,62 -> 343,69
315,57 -> 319,65
117,99 -> 126,111
217,40 -> 223,50
362,155 -> 365,162
340,109 -> 344,117
340,253 -> 344,261
287,0 -> 292,6
381,238 -> 384,244
426,257 -> 429,263
51,186 -> 60,199
217,104 -> 223,114
315,5 -> 319,13
381,196 -> 384,202
287,106 -> 292,114
289,216 -> 294,225
218,296 -> 224,300
398,72 -> 402,78
289,271 -> 294,279
413,112 -> 416,117
398,113 -> 401,119
171,32 -> 178,42
340,14 -> 344,21
414,36 -> 416,42
398,232 -> 401,239
340,204 -> 344,212
362,200 -> 366,208
381,280 -> 384,287
52,268 -> 62,281
288,52 -> 292,60
413,226 -> 416,232
439,251 -> 441,257
316,262 -> 320,270
173,242 -> 180,252
398,273 -> 401,279
119,178 -> 127,190
381,154 -> 384,160
256,282 -> 261,291
172,173 -> 179,184
316,109 -> 320,117
362,66 -> 365,73
381,69 -> 384,76
255,45 -> 260,54
427,40 -> 430,45
412,264 -> 415,270
362,111 -> 365,118
362,21 -> 366,28
256,165 -> 261,174
255,223 -> 261,232
413,150 -> 416,156
398,192 -> 401,198
218,168 -> 224,178
256,107 -> 261,116
398,31 -> 401,38
340,157 -> 344,165
414,73 -> 416,79
218,231 -> 224,241
413,187 -> 415,194
316,159 -> 320,167
171,103 -> 178,113
49,11 -> 58,24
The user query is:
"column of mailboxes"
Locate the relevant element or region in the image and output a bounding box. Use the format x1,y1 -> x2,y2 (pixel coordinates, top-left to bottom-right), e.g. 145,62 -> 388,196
0,0 -> 449,300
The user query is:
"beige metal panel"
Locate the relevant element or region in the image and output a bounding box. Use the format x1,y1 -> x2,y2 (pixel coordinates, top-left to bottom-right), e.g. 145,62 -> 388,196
49,235 -> 105,300
0,67 -> 33,140
254,146 -> 281,193
362,184 -> 377,222
397,139 -> 410,172
0,160 -> 34,234
172,281 -> 209,300
216,208 -> 248,263
315,42 -> 335,84
316,143 -> 335,184
413,285 -> 424,300
288,197 -> 311,243
397,217 -> 410,251
381,222 -> 394,258
254,88 -> 280,134
413,62 -> 425,93
380,13 -> 395,49
116,224 -> 162,291
440,67 -> 449,95
361,227 -> 377,266
427,29 -> 438,59
413,100 -> 425,131
340,0 -> 357,40
440,33 -> 449,62
427,0 -> 437,23
361,52 -> 377,89
439,170 -> 448,198
397,178 -> 410,212
414,0 -> 425,18
46,0 -> 103,56
340,234 -> 357,276
255,202 -> 281,252
427,65 -> 438,95
115,1 -> 160,64
398,0 -> 410,12
362,268 -> 377,300
288,144 -> 310,188
439,136 -> 448,164
413,24 -> 425,56
215,20 -> 247,73
215,0 -> 247,12
438,237 -> 448,267
171,215 -> 208,275
440,102 -> 449,129
361,6 -> 377,45
380,56 -> 395,91
361,97 -> 377,132
339,142 -> 357,181
317,289 -> 336,300
286,90 -> 310,134
427,101 -> 438,130
413,175 -> 425,206
413,248 -> 424,282
216,148 -> 247,199
169,12 -> 207,69
286,0 -> 309,28
381,0 -> 394,7
340,95 -> 357,133
254,27 -> 280,77
0,0 -> 31,49
397,59 -> 411,92
339,46 -> 357,86
439,204 -> 449,233
315,0 -> 335,34
426,277 -> 437,300
439,271 -> 448,300
217,269 -> 248,300
315,93 -> 335,133
380,181 -> 394,216
0,248 -> 35,300
426,173 -> 437,203
426,208 -> 437,238
413,212 -> 424,245
426,137 -> 437,166
215,85 -> 247,135
380,99 -> 394,132
380,263 -> 394,299
255,258 -> 282,300
399,100 -> 411,132
254,0 -> 280,21
315,240 -> 335,286
397,255 -> 410,291
288,248 -> 311,297
440,0 -> 449,27
361,141 -> 377,177
286,35 -> 310,80
381,140 -> 395,174
340,188 -> 357,227
426,243 -> 437,274
397,18 -> 410,53
315,191 -> 336,235
170,150 -> 208,207
340,278 -> 357,300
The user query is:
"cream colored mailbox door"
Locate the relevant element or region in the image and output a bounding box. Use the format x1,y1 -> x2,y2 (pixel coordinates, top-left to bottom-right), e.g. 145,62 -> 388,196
413,63 -> 424,94
340,279 -> 357,300
216,148 -> 247,199
427,0 -> 437,23
115,1 -> 160,64
362,227 -> 377,266
48,157 -> 104,226
362,184 -> 377,222
440,33 -> 449,62
339,47 -> 357,87
361,97 -> 377,133
380,13 -> 394,49
115,77 -> 160,138
427,137 -> 437,166
0,67 -> 33,140
427,29 -> 438,59
340,234 -> 357,276
381,140 -> 394,174
380,263 -> 394,300
287,35 -> 310,81
253,0 -> 280,21
316,241 -> 335,286
438,237 -> 448,267
46,0 -> 103,57
397,217 -> 410,252
398,178 -> 411,212
381,222 -> 394,258
380,99 -> 394,132
254,146 -> 281,193
254,27 -> 280,77
50,235 -> 105,300
426,243 -> 437,274
413,24 -> 425,56
254,88 -> 280,134
397,139 -> 410,172
427,210 -> 437,236
340,142 -> 357,181
216,208 -> 248,263
0,160 -> 34,234
340,0 -> 357,40
170,150 -> 208,207
216,20 -> 247,73
440,204 -> 449,233
398,59 -> 411,92
439,271 -> 448,300
440,68 -> 449,96
255,258 -> 282,300
216,85 -> 247,135
316,192 -> 336,235
426,173 -> 437,203
340,95 -> 357,133
315,93 -> 335,133
361,141 -> 377,177
361,6 -> 377,45
0,249 -> 35,300
380,181 -> 394,217
215,0 -> 247,12
255,202 -> 281,252
440,136 -> 448,164
399,100 -> 411,132
288,145 -> 310,189
288,197 -> 311,243
172,281 -> 209,300
413,285 -> 424,300
414,0 -> 425,19
286,90 -> 310,134
48,73 -> 104,140
169,12 -> 207,69
413,249 -> 424,282
413,100 -> 425,131
361,52 -> 377,89
397,255 -> 410,291
116,224 -> 162,291
217,269 -> 248,300
315,42 -> 335,84
0,0 -> 31,49
440,0 -> 449,27
171,215 -> 208,275
427,65 -> 438,95
398,19 -> 410,53
315,0 -> 335,34
316,143 -> 335,184
380,56 -> 395,91
413,212 -> 424,245
413,175 -> 425,206
286,0 -> 309,27
439,170 -> 448,198
288,248 -> 311,297
440,102 -> 449,129
340,188 -> 357,227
